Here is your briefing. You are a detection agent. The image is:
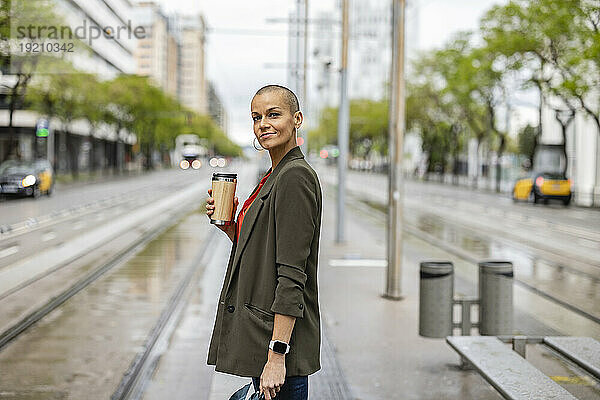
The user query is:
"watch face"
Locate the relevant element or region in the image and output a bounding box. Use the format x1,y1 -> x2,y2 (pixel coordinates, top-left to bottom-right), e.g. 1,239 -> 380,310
272,341 -> 288,354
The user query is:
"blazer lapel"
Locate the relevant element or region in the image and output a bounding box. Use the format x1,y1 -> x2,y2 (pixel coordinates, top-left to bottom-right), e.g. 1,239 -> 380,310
225,146 -> 305,292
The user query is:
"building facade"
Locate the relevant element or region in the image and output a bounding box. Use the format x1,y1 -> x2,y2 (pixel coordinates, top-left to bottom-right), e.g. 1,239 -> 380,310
133,5 -> 209,116
178,15 -> 208,115
207,81 -> 228,134
133,2 -> 169,90
56,0 -> 138,77
0,0 -> 139,169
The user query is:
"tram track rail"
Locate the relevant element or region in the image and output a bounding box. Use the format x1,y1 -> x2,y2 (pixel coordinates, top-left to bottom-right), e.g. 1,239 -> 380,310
0,201 -> 196,352
0,183 -> 189,242
0,182 -> 158,237
402,197 -> 600,272
0,181 -> 194,268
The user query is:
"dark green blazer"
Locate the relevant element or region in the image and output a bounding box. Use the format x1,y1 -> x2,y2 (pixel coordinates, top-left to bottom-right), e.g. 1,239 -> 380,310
207,146 -> 322,377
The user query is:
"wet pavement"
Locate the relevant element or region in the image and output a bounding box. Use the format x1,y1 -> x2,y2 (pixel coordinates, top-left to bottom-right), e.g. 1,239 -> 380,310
0,209 -> 211,399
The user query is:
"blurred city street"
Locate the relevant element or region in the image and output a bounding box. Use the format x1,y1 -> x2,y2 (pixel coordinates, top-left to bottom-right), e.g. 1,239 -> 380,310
2,0 -> 600,398
0,159 -> 599,399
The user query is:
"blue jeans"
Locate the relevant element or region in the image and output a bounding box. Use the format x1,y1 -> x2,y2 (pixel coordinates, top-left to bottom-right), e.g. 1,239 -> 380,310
252,376 -> 308,400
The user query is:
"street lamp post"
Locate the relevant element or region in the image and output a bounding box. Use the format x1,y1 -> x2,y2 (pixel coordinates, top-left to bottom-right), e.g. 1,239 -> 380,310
336,0 -> 349,244
384,0 -> 406,300
302,0 -> 309,155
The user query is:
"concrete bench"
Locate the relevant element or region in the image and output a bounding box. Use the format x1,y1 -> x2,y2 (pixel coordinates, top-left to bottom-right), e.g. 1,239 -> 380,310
544,336 -> 600,380
446,336 -> 577,400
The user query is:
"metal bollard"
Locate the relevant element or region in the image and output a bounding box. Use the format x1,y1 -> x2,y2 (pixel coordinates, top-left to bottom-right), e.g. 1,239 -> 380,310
419,261 -> 454,338
478,261 -> 513,335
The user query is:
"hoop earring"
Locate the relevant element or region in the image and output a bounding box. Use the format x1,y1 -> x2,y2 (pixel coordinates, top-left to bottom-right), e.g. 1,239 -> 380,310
253,137 -> 265,151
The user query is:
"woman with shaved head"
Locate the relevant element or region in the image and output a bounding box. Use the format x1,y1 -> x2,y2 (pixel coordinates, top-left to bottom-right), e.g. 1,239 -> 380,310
206,85 -> 322,400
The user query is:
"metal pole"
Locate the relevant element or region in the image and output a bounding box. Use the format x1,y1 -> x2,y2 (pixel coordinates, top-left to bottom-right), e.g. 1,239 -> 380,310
48,127 -> 54,169
336,0 -> 349,244
296,0 -> 302,98
301,0 -> 309,155
384,0 -> 406,300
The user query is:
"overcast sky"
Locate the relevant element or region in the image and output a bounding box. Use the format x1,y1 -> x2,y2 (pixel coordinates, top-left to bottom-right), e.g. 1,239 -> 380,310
156,0 -> 509,145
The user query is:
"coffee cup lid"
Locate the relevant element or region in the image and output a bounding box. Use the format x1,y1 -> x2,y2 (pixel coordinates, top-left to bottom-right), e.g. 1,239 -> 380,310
212,173 -> 237,179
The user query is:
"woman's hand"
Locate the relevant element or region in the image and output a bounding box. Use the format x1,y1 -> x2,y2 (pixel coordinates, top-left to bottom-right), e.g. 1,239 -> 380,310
206,188 -> 239,242
259,354 -> 285,400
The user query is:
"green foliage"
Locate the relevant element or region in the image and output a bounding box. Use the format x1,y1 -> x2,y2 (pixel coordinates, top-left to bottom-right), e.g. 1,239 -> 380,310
26,63 -> 92,125
308,106 -> 338,152
309,0 -> 599,178
308,99 -> 389,157
406,31 -> 502,174
517,124 -> 537,163
26,71 -> 241,162
349,99 -> 389,156
482,0 -> 600,133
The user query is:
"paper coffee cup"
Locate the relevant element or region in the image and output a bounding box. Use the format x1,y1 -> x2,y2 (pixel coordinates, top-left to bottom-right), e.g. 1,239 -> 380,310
210,173 -> 237,225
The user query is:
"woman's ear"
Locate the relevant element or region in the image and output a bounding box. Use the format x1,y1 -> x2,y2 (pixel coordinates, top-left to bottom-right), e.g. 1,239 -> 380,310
294,111 -> 303,129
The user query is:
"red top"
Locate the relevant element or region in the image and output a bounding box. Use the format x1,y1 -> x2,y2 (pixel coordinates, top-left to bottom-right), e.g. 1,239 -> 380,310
236,170 -> 272,241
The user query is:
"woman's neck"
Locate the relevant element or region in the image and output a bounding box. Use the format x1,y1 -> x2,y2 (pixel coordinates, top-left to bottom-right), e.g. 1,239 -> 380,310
269,141 -> 297,170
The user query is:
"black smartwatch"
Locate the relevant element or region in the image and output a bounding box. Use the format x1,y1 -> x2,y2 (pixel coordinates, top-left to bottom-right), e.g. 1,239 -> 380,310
269,340 -> 290,355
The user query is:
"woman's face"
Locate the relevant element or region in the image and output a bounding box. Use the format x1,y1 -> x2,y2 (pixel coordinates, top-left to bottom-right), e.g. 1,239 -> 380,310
251,91 -> 302,151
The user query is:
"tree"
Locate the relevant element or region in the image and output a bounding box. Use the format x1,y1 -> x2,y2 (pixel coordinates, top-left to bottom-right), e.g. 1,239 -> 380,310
26,66 -> 94,175
349,99 -> 388,158
481,0 -> 551,148
27,71 -> 241,173
517,124 -> 537,166
468,46 -> 509,192
308,106 -> 338,152
549,0 -> 600,137
1,0 -> 86,159
101,75 -> 175,169
481,0 -> 593,180
308,99 -> 389,159
408,34 -> 490,182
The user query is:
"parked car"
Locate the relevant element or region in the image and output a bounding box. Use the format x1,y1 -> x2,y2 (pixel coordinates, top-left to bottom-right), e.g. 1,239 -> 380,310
512,172 -> 571,205
0,159 -> 54,198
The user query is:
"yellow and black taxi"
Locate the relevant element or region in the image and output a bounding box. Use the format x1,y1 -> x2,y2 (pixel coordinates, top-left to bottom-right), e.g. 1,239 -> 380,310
512,172 -> 572,205
0,159 -> 54,198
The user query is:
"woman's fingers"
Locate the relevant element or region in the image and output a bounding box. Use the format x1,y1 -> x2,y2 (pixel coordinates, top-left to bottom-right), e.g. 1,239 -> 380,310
205,193 -> 214,217
261,383 -> 279,399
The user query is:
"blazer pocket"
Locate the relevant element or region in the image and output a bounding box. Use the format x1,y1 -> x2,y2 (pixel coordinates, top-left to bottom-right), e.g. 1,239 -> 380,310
244,303 -> 275,323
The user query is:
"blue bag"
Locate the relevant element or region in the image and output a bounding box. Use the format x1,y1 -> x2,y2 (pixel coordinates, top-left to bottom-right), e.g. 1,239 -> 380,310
228,383 -> 265,400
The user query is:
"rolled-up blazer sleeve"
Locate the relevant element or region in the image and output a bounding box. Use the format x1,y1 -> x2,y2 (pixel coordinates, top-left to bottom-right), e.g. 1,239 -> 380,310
270,166 -> 317,318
